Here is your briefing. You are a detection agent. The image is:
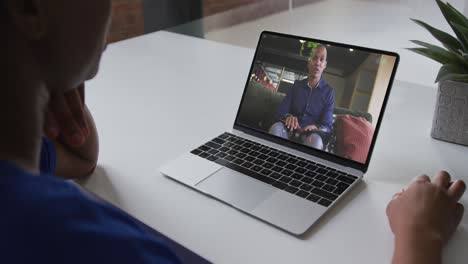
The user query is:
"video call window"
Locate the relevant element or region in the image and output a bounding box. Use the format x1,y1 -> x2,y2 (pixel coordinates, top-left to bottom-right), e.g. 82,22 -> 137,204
237,33 -> 397,164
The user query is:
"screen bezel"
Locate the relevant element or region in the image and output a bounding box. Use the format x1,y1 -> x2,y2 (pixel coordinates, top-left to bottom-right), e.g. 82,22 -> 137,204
233,31 -> 400,173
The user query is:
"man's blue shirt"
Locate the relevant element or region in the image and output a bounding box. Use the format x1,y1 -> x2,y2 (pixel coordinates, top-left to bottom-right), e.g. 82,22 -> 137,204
0,138 -> 180,264
276,78 -> 335,132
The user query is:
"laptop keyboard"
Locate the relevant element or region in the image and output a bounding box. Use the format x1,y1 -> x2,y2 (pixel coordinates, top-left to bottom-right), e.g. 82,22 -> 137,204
190,133 -> 358,207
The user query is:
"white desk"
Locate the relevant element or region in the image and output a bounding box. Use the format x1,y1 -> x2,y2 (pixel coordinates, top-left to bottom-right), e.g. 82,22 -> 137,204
82,31 -> 468,264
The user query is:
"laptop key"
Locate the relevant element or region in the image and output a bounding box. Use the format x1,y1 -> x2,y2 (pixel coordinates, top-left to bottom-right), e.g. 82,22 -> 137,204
207,155 -> 218,162
300,183 -> 313,191
232,145 -> 242,151
271,166 -> 283,172
276,160 -> 287,167
318,198 -> 332,207
266,157 -> 278,163
279,176 -> 292,184
306,194 -> 320,202
191,149 -> 202,155
212,138 -> 225,145
301,177 -> 313,184
326,178 -> 338,185
305,164 -> 318,171
269,152 -> 280,158
296,161 -> 308,167
296,190 -> 309,198
219,146 -> 230,152
251,146 -> 261,151
263,162 -> 274,169
270,172 -> 281,179
236,153 -> 247,159
291,173 -> 303,180
316,168 -> 328,174
286,157 -> 298,164
285,186 -> 299,194
223,142 -> 234,148
251,165 -> 262,172
206,142 -> 222,149
277,154 -> 289,160
199,145 -> 210,152
253,159 -> 264,165
208,149 -> 219,155
239,147 -> 250,153
258,154 -> 268,160
316,175 -> 328,182
326,171 -> 338,178
225,155 -> 236,161
272,181 -> 287,190
294,167 -> 307,174
337,181 -> 350,189
338,175 -> 355,184
223,162 -> 274,185
323,184 -> 335,192
242,161 -> 254,168
260,169 -> 272,176
218,133 -> 230,139
311,180 -> 325,188
305,170 -> 317,178
290,180 -> 302,187
285,164 -> 297,171
199,152 -> 210,158
333,187 -> 347,195
281,169 -> 293,176
215,152 -> 227,159
259,148 -> 270,154
233,158 -> 244,165
311,188 -> 338,201
227,149 -> 238,156
242,142 -> 253,148
249,151 -> 260,157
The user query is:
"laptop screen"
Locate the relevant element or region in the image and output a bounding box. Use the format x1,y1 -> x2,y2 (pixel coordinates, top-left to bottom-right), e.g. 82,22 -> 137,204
235,32 -> 398,165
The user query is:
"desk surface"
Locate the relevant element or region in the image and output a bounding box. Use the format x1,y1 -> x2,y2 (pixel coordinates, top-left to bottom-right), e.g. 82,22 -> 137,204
82,31 -> 468,264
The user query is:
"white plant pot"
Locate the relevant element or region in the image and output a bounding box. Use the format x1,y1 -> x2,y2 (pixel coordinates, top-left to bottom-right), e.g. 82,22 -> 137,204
431,80 -> 468,146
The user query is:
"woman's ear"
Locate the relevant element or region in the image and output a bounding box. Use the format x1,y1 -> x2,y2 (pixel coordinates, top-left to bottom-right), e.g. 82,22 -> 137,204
7,0 -> 46,39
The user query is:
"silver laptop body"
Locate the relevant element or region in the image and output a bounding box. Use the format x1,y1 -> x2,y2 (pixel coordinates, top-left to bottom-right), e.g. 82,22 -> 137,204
160,31 -> 399,235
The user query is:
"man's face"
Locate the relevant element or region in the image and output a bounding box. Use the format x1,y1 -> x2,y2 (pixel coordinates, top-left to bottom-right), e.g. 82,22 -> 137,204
308,47 -> 327,80
37,0 -> 112,91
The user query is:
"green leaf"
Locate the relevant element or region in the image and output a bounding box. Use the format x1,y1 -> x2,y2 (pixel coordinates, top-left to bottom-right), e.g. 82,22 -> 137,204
407,47 -> 449,64
409,40 -> 468,68
436,0 -> 468,50
451,22 -> 468,51
446,2 -> 468,27
410,18 -> 462,53
435,64 -> 467,82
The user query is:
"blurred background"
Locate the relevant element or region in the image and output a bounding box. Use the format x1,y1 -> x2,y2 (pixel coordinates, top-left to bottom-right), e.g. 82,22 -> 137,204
107,0 -> 468,87
108,0 -> 298,43
108,0 -> 468,43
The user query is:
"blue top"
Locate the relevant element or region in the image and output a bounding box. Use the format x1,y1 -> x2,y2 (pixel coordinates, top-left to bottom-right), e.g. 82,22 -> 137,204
0,138 -> 181,264
276,78 -> 335,132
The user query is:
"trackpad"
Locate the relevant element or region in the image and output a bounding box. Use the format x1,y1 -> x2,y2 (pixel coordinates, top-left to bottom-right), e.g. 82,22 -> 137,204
196,168 -> 276,212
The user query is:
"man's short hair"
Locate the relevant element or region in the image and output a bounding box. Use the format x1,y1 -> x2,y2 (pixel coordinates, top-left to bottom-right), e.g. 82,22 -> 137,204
309,44 -> 328,61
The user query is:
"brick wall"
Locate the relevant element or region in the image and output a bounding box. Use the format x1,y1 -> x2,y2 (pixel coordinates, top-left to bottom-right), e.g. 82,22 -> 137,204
108,0 -> 144,43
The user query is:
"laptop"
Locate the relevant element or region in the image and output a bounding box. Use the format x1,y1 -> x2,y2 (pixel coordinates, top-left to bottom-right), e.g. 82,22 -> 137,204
160,31 -> 399,235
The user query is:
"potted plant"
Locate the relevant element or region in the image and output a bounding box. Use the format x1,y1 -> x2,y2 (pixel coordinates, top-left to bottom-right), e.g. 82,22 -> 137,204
409,0 -> 468,146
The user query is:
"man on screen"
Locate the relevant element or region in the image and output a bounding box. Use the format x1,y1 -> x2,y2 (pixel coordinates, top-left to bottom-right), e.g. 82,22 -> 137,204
269,45 -> 334,150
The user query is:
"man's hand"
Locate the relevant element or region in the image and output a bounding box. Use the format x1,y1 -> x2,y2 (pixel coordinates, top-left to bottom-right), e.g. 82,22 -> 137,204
303,125 -> 319,131
45,83 -> 90,147
44,83 -> 99,179
285,115 -> 301,130
387,171 -> 465,264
